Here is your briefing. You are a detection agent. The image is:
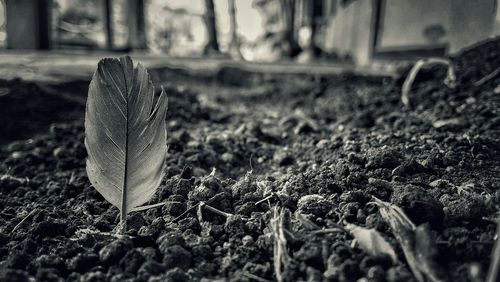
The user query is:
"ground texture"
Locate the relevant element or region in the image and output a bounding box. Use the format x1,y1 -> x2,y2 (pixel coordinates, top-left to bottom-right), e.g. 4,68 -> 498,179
0,38 -> 499,282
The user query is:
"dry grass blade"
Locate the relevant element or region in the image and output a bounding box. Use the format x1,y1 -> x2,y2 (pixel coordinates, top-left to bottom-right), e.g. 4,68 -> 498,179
131,201 -> 181,212
474,66 -> 500,86
486,218 -> 500,282
12,209 -> 38,232
401,57 -> 456,108
271,207 -> 291,282
370,197 -> 447,282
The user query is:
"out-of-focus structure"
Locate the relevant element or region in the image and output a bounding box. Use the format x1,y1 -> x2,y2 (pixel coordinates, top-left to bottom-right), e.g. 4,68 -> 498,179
1,0 -> 500,65
324,0 -> 500,65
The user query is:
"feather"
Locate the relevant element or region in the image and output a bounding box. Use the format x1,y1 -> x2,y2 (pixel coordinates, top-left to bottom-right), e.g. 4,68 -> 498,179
85,56 -> 168,229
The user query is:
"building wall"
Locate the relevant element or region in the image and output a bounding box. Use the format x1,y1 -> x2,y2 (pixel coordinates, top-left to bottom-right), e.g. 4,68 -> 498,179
325,0 -> 499,64
378,0 -> 451,49
448,0 -> 497,53
6,0 -> 39,49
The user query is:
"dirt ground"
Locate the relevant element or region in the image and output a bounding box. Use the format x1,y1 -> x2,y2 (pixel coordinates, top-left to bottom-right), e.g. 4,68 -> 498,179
0,38 -> 499,282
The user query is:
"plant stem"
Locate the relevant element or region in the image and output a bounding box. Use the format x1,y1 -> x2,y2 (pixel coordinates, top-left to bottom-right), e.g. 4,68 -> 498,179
201,202 -> 233,218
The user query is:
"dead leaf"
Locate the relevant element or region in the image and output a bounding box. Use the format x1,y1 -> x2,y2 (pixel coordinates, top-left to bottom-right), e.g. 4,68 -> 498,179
345,223 -> 398,263
414,224 -> 448,282
371,197 -> 448,282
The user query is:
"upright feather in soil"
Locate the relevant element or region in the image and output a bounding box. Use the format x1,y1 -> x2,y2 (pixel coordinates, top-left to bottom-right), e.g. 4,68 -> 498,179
85,56 -> 168,233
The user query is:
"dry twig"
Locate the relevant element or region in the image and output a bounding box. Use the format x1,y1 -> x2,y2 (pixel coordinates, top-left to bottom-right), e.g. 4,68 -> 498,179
271,207 -> 291,282
12,209 -> 39,232
401,58 -> 456,108
486,218 -> 500,282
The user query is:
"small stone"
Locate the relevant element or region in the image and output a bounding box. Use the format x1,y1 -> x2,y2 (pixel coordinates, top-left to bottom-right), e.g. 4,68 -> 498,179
188,172 -> 222,202
79,271 -> 106,282
242,235 -> 254,246
165,267 -> 190,282
172,178 -> 192,197
52,147 -> 65,159
391,158 -> 425,177
273,151 -> 295,166
163,195 -> 186,216
178,217 -> 201,234
34,254 -> 65,271
316,139 -> 329,149
11,150 -> 24,160
341,202 -> 361,222
35,268 -> 61,282
235,201 -> 256,216
386,266 -> 413,282
126,213 -> 145,232
221,152 -> 234,163
1,269 -> 31,282
295,242 -> 322,266
297,194 -> 334,218
224,215 -> 245,236
157,231 -> 185,253
32,219 -> 67,238
66,252 -> 99,272
162,245 -> 192,270
294,121 -> 316,135
367,265 -> 385,280
442,195 -> 487,222
230,173 -> 257,198
99,239 -> 133,265
191,244 -> 213,263
347,152 -> 364,165
365,147 -> 402,170
138,261 -> 165,277
7,251 -> 30,270
390,184 -> 444,228
119,249 -> 145,274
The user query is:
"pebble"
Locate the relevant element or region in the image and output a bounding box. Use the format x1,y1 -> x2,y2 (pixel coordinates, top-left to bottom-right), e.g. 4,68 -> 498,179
365,147 -> 402,169
390,184 -> 444,228
119,249 -> 145,274
165,267 -> 190,282
162,245 -> 192,270
297,194 -> 334,218
273,150 -> 295,166
66,252 -> 99,272
98,239 -> 133,265
138,260 -> 165,277
441,195 -> 487,222
157,231 -> 186,253
188,173 -> 222,202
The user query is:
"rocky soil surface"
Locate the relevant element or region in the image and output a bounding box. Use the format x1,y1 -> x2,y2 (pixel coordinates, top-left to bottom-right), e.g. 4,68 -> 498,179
0,38 -> 499,282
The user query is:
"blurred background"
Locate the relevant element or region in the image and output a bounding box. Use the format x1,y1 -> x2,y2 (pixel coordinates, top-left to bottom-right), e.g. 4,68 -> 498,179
0,0 -> 499,65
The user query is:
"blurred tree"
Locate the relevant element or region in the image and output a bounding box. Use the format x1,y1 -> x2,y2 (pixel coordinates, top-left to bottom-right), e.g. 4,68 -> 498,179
126,0 -> 146,50
279,0 -> 300,57
297,0 -> 322,62
5,0 -> 52,49
227,0 -> 243,59
103,0 -> 113,49
253,0 -> 301,58
203,0 -> 220,54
